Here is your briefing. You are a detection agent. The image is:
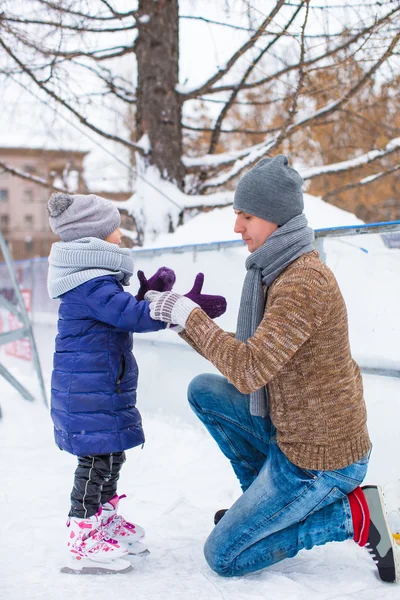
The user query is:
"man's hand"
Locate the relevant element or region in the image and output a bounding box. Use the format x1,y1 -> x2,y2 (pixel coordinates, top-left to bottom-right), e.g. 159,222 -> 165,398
135,267 -> 176,301
145,273 -> 227,328
145,291 -> 199,328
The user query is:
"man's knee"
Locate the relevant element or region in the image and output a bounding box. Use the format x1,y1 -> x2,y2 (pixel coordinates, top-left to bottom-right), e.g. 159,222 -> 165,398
187,373 -> 220,410
204,531 -> 234,577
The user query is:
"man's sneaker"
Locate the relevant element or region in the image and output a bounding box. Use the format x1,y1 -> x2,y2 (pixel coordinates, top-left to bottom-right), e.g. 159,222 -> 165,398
362,485 -> 400,583
61,510 -> 132,575
214,509 -> 228,525
102,494 -> 148,556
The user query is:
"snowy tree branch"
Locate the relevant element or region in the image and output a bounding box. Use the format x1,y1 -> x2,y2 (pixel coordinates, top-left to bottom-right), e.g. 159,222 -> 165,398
301,138 -> 400,180
194,31 -> 400,190
322,163 -> 400,200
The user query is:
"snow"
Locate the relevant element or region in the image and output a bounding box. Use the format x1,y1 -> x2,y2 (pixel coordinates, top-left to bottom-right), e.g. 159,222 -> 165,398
136,133 -> 151,154
116,158 -> 233,243
1,343 -> 400,599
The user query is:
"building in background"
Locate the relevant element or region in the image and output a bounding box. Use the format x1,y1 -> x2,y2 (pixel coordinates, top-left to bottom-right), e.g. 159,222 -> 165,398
0,147 -> 134,260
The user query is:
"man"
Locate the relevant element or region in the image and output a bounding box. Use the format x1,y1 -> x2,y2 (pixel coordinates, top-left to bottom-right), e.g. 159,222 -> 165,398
146,155 -> 398,583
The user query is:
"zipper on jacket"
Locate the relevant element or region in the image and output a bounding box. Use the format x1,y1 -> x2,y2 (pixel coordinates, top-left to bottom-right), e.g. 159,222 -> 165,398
116,355 -> 126,394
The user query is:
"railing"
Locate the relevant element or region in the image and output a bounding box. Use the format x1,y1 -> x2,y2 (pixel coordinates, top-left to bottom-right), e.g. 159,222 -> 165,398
1,220 -> 400,385
129,220 -> 400,258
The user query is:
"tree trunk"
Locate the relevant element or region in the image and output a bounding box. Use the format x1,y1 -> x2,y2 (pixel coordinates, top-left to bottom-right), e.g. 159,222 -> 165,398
135,0 -> 184,188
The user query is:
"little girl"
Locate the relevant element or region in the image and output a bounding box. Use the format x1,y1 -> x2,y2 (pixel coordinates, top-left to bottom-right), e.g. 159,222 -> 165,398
47,192 -> 175,575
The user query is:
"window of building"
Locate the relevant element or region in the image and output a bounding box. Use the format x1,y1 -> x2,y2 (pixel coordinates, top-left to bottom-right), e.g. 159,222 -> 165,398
25,236 -> 33,254
0,189 -> 9,202
23,189 -> 34,203
24,215 -> 33,230
23,164 -> 36,175
0,214 -> 9,230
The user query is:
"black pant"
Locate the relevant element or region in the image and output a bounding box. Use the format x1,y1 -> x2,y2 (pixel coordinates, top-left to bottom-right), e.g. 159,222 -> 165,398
69,452 -> 126,518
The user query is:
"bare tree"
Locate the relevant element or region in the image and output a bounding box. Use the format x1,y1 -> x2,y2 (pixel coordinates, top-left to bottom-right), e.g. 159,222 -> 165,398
0,0 -> 399,240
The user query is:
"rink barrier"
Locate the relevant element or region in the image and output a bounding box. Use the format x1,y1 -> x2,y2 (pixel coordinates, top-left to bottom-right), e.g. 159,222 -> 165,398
129,220 -> 400,258
1,220 -> 400,382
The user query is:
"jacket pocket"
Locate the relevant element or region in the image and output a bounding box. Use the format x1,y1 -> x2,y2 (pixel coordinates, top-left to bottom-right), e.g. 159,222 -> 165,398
116,355 -> 126,393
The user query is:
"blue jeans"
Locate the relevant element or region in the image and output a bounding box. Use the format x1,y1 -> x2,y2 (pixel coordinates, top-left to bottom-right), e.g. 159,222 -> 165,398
188,373 -> 370,577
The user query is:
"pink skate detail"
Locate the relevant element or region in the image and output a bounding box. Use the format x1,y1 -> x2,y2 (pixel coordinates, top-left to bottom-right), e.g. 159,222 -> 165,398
101,493 -> 145,546
108,495 -> 120,510
66,513 -> 128,562
108,493 -> 127,510
76,520 -> 93,530
103,536 -> 120,546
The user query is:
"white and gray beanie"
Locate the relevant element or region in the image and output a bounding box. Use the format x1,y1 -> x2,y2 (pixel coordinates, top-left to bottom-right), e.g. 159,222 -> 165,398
233,154 -> 304,226
48,192 -> 121,242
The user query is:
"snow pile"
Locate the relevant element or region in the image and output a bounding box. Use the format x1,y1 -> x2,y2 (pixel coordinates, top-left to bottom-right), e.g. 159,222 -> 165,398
143,192 -> 363,248
116,158 -> 233,244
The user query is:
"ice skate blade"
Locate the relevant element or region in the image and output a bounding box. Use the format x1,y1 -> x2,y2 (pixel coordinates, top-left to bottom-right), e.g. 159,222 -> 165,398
127,541 -> 150,556
380,488 -> 400,583
61,557 -> 133,575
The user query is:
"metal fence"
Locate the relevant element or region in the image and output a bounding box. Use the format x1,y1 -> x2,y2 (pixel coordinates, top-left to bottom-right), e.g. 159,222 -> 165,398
1,220 -> 400,382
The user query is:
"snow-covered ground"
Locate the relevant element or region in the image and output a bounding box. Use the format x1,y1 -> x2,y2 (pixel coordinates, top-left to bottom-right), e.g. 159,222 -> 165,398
1,364 -> 400,600
1,195 -> 400,599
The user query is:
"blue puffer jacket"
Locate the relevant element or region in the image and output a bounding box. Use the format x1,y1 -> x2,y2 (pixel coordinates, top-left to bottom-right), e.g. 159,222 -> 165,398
50,275 -> 165,456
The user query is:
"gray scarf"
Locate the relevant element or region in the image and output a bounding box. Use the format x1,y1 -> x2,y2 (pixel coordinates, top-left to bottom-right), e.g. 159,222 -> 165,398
236,213 -> 315,417
47,237 -> 134,299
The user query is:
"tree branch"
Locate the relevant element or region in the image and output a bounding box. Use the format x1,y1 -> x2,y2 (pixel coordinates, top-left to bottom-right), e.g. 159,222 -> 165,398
195,33 -> 400,192
4,25 -> 135,61
207,1 -> 305,155
196,96 -> 283,106
322,163 -> 400,200
35,0 -> 137,21
4,16 -> 137,33
0,37 -> 144,153
0,162 -> 67,192
179,14 -> 365,38
301,138 -> 400,180
178,0 -> 286,100
183,124 -> 280,135
184,6 -> 400,98
273,0 -> 310,149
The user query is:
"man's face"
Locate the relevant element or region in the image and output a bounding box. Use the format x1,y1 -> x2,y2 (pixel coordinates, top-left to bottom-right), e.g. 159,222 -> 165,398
234,210 -> 278,252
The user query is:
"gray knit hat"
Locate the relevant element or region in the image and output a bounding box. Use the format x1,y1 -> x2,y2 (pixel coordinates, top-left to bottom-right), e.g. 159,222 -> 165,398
233,155 -> 304,226
48,192 -> 121,242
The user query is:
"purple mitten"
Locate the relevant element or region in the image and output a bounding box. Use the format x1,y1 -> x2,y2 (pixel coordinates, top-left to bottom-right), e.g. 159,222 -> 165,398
136,267 -> 176,301
184,273 -> 227,319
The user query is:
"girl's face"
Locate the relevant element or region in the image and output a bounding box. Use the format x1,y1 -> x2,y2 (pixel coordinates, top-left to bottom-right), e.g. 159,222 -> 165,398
104,228 -> 123,246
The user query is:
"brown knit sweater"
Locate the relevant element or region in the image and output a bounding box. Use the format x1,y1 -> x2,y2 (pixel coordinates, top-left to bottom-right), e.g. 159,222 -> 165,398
181,251 -> 371,470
